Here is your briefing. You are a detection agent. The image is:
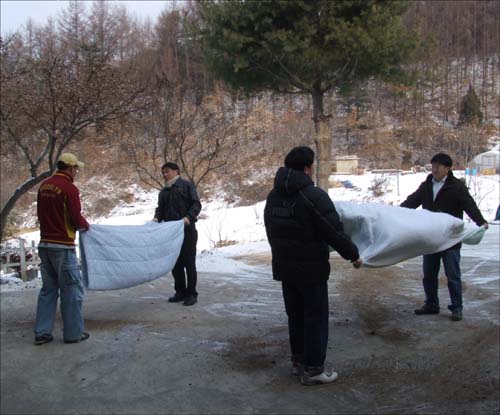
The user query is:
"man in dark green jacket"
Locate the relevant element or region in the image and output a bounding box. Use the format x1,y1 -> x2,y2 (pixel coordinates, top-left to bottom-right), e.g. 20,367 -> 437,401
401,153 -> 488,321
154,162 -> 202,306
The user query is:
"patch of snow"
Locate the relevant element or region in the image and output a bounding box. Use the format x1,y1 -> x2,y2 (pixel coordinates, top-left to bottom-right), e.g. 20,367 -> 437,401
0,272 -> 41,292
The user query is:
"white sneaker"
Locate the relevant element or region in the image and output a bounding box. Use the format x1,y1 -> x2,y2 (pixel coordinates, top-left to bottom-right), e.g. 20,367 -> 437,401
300,369 -> 338,386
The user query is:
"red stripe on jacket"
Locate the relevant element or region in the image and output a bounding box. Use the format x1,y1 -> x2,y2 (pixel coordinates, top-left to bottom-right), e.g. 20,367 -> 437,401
37,171 -> 89,246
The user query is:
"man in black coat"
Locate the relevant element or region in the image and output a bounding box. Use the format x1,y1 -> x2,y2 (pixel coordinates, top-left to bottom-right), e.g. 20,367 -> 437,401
401,153 -> 488,321
264,146 -> 362,386
154,162 -> 202,306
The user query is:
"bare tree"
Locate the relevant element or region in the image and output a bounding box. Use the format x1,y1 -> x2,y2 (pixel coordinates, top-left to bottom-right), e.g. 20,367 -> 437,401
0,8 -> 147,241
128,83 -> 236,190
127,8 -> 233,191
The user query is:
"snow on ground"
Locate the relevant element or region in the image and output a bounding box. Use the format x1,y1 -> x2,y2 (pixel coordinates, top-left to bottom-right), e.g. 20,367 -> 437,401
2,171 -> 499,291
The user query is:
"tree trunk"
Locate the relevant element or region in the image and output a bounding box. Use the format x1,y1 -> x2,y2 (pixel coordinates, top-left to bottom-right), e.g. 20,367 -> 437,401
0,172 -> 52,242
311,90 -> 331,191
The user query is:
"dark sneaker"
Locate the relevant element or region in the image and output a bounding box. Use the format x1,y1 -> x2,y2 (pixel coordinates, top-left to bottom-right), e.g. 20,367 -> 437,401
414,304 -> 440,315
34,333 -> 53,346
451,309 -> 463,321
183,295 -> 197,306
168,293 -> 185,303
64,332 -> 90,344
291,361 -> 302,376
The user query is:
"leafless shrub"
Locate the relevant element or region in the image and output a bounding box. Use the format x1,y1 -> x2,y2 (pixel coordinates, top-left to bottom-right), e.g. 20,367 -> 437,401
369,176 -> 390,197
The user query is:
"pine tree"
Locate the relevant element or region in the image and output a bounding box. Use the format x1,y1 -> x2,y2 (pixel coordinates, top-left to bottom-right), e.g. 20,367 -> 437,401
458,85 -> 483,127
195,0 -> 418,189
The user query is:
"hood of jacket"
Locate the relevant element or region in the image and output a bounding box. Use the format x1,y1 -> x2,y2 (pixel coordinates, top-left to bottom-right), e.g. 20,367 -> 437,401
273,167 -> 313,195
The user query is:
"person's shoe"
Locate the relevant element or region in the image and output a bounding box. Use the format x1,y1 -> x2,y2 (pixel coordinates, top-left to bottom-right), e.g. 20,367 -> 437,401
183,295 -> 197,306
450,309 -> 463,321
64,332 -> 90,344
300,368 -> 338,386
414,304 -> 440,315
34,333 -> 53,345
168,293 -> 185,303
291,361 -> 302,376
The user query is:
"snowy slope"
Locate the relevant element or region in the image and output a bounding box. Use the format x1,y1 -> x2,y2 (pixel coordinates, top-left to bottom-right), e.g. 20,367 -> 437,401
1,171 -> 498,291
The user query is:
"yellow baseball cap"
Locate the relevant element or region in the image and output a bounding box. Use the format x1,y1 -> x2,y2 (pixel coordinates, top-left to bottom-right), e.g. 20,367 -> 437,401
58,153 -> 84,168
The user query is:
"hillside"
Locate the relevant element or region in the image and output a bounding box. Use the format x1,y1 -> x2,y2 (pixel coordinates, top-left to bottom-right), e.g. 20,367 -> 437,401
1,0 -> 499,239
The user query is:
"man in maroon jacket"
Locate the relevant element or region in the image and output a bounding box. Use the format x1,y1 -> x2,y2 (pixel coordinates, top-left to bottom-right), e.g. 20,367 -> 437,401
34,153 -> 90,345
401,153 -> 489,322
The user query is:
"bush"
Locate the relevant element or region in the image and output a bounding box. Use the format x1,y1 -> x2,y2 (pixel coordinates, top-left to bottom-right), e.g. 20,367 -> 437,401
369,176 -> 390,197
458,85 -> 483,127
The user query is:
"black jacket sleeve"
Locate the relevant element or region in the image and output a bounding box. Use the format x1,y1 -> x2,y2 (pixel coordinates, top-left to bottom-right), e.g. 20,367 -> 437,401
154,192 -> 163,221
401,181 -> 425,209
300,187 -> 360,261
458,182 -> 487,226
186,182 -> 202,223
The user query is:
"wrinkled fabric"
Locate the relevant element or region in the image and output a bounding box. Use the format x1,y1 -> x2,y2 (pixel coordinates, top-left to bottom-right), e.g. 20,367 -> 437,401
334,202 -> 485,268
80,221 -> 184,290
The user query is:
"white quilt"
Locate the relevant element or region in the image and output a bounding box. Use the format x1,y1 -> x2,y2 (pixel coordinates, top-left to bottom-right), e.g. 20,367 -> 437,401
78,203 -> 485,290
335,202 -> 486,268
80,220 -> 184,290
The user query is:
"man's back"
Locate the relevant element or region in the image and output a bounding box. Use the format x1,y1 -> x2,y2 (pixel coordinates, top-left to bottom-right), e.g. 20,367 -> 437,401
264,167 -> 358,282
37,171 -> 88,246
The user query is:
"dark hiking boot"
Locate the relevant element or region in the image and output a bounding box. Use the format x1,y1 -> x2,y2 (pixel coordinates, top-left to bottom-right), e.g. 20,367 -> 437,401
168,293 -> 185,303
414,304 -> 440,315
64,332 -> 90,344
450,309 -> 463,321
34,334 -> 53,345
291,361 -> 302,376
291,354 -> 303,376
183,295 -> 197,306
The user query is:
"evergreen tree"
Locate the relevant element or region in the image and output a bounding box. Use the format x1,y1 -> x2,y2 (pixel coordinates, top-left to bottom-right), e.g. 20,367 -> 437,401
458,85 -> 483,127
196,0 -> 417,188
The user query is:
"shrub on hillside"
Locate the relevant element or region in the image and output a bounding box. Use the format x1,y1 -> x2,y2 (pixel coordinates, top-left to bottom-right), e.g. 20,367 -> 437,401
458,85 -> 483,127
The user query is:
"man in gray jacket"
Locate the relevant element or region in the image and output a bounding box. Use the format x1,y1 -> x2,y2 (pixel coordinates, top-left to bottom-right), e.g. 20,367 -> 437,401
154,162 -> 202,306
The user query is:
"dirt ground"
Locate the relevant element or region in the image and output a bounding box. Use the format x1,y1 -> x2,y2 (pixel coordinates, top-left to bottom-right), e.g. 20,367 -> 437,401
1,227 -> 499,414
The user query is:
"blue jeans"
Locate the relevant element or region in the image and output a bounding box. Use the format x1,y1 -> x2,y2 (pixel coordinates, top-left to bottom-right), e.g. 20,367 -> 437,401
422,249 -> 462,312
281,279 -> 329,369
34,247 -> 85,341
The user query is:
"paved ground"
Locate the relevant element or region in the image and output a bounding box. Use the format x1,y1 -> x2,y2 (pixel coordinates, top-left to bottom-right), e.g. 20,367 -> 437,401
1,226 -> 499,414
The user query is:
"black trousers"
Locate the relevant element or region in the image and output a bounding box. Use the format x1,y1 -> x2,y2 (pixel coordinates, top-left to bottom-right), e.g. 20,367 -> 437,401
281,279 -> 329,368
172,226 -> 198,297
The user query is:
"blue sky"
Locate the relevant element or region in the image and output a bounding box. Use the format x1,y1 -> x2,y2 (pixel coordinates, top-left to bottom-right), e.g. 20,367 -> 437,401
0,0 -> 173,35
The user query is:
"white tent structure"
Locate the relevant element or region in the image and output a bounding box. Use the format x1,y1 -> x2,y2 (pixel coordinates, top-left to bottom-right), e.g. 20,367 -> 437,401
469,147 -> 500,174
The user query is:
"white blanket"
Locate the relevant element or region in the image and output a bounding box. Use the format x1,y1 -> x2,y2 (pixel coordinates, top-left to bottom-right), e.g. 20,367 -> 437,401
335,202 -> 486,268
80,221 -> 184,290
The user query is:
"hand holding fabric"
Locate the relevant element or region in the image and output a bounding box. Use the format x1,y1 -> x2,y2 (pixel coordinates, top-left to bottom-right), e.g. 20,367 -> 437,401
352,258 -> 363,269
